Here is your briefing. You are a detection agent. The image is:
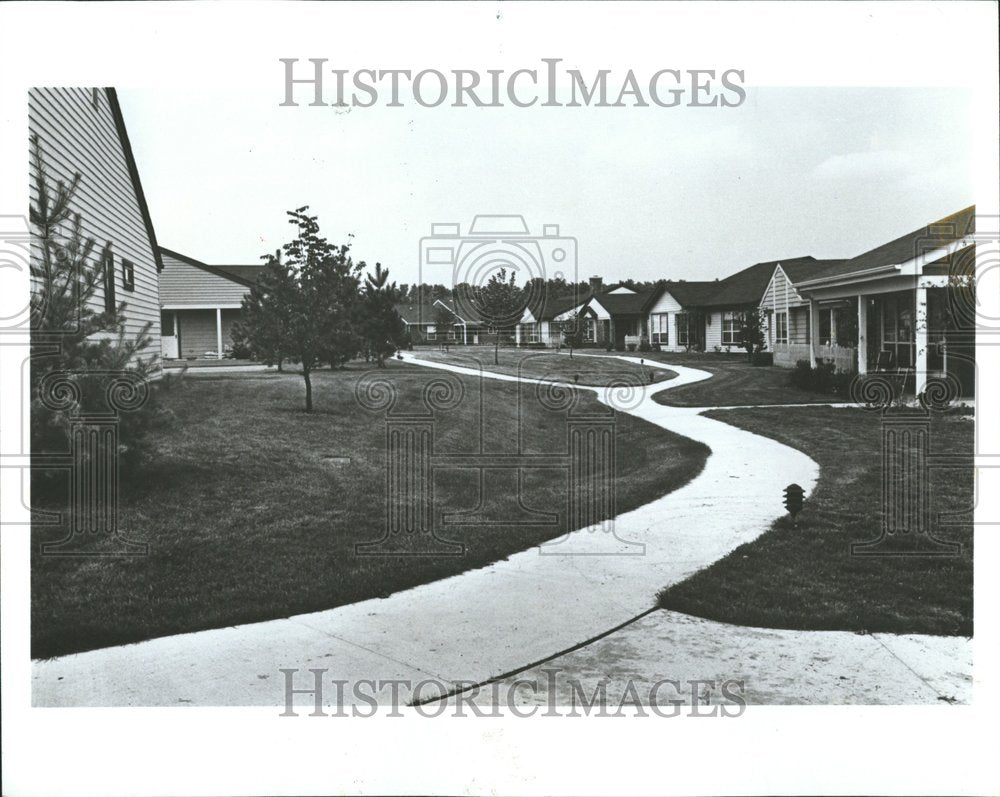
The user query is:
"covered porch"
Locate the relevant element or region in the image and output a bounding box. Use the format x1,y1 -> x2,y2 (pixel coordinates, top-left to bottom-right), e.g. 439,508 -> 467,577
161,304 -> 242,360
797,278 -> 974,398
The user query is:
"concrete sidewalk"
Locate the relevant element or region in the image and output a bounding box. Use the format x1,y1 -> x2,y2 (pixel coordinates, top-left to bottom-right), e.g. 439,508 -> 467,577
459,609 -> 972,707
34,354 -> 820,707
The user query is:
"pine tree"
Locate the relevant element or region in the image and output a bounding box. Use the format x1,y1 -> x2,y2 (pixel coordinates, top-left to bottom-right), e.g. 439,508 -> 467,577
29,134 -> 167,481
358,262 -> 407,366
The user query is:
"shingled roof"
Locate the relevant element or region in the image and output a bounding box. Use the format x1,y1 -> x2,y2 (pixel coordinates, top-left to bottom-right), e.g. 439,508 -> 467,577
659,280 -> 722,306
395,298 -> 484,326
591,286 -> 663,315
801,205 -> 975,284
692,257 -> 814,307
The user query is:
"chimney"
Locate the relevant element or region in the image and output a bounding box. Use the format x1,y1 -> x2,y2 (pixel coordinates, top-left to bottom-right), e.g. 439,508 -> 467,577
589,276 -> 603,293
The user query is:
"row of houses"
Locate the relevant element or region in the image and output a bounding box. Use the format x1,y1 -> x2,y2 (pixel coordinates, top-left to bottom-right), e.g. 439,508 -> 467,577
406,209 -> 976,396
29,87 -> 975,396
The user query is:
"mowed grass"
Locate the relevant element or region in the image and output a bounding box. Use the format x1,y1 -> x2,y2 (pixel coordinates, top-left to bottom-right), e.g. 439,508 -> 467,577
32,359 -> 708,658
640,351 -> 842,407
659,405 -> 973,636
415,348 -> 677,387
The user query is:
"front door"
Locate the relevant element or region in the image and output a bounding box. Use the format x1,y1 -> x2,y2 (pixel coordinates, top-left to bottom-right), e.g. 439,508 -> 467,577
161,311 -> 179,359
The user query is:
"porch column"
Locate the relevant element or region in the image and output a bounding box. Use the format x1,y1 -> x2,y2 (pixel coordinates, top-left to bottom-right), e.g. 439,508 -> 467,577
915,285 -> 928,395
857,295 -> 868,374
514,324 -> 521,345
808,299 -> 818,368
215,307 -> 223,360
462,323 -> 467,345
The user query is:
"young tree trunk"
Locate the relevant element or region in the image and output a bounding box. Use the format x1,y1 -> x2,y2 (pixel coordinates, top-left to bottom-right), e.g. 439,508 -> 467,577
303,368 -> 313,412
494,333 -> 500,365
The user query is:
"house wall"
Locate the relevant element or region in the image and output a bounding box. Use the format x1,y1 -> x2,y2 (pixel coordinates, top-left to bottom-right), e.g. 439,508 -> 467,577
647,291 -> 684,350
29,87 -> 161,361
159,253 -> 252,305
704,311 -> 723,350
176,309 -> 241,359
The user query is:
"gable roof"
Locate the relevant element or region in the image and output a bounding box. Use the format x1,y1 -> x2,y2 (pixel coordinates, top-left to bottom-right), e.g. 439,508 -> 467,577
591,285 -> 663,315
106,88 -> 163,273
658,280 -> 721,306
395,297 -> 484,326
524,290 -> 590,321
697,256 -> 820,307
158,247 -> 261,288
801,205 -> 975,284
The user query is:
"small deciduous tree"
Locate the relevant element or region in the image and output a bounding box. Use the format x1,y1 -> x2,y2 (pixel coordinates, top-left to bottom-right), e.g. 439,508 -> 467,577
472,268 -> 523,365
239,207 -> 362,411
558,312 -> 583,357
232,254 -> 296,371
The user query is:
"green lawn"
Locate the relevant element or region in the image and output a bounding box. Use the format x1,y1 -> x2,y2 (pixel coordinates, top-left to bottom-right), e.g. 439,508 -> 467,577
32,359 -> 708,658
639,351 -> 849,407
415,348 -> 677,387
659,405 -> 974,636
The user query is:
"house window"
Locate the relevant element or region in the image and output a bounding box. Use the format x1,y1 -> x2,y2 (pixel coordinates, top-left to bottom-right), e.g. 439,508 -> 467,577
774,311 -> 788,344
834,306 -> 858,347
426,324 -> 436,341
122,259 -> 135,292
881,294 -> 915,369
818,308 -> 832,346
102,247 -> 116,315
675,313 -> 689,346
522,322 -> 540,343
721,312 -> 740,346
160,311 -> 175,336
650,313 -> 669,344
583,318 -> 596,343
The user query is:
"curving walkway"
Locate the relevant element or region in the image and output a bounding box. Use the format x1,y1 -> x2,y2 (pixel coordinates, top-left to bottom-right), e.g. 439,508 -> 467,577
33,353 -> 819,707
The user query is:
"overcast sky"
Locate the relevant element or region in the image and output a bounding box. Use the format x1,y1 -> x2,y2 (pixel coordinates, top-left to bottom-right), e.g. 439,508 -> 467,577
119,86 -> 972,288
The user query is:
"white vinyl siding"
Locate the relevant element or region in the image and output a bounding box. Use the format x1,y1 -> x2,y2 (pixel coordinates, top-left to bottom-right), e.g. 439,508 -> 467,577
159,253 -> 253,305
29,88 -> 160,357
774,311 -> 788,344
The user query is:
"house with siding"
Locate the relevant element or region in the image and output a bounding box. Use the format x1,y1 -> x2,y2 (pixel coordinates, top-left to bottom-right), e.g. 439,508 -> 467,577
29,87 -> 163,362
791,205 -> 976,395
760,258 -> 852,370
646,281 -> 720,351
395,297 -> 485,345
515,291 -> 588,347
157,247 -> 265,359
573,279 -> 666,349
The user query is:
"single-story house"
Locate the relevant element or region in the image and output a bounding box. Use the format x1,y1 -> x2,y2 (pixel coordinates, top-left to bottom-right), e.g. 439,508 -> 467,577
646,280 -> 720,351
157,247 -> 265,359
514,291 -> 589,347
395,298 -> 485,345
29,87 -> 163,362
761,257 -> 852,370
563,278 -> 666,349
791,205 -> 976,395
695,256 -> 843,354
